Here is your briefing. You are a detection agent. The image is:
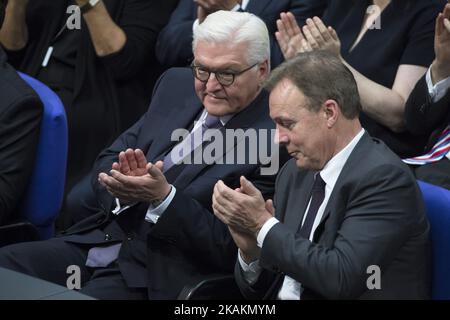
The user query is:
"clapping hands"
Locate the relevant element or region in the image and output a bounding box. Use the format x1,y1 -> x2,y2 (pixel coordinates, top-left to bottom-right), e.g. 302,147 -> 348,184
98,149 -> 171,205
276,13 -> 341,60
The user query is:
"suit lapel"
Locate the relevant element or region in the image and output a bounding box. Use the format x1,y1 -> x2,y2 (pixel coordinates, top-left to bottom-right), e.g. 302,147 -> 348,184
315,133 -> 372,235
146,94 -> 203,164
282,172 -> 315,234
246,0 -> 272,16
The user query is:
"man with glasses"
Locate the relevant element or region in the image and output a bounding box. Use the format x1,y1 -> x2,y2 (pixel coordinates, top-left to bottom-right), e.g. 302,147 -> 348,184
0,11 -> 286,300
191,62 -> 259,87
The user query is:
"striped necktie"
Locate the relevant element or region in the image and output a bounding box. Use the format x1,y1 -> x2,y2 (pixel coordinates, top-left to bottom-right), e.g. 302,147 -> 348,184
163,114 -> 222,171
403,125 -> 450,165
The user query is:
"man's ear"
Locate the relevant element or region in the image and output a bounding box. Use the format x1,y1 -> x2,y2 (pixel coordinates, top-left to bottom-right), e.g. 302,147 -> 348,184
258,59 -> 270,84
323,99 -> 339,128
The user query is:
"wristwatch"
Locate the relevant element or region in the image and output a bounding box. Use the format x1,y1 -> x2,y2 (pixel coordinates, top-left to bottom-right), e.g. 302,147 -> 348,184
80,0 -> 100,14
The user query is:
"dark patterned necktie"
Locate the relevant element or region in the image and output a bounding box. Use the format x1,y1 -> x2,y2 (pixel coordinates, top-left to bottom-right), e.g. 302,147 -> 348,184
298,173 -> 326,239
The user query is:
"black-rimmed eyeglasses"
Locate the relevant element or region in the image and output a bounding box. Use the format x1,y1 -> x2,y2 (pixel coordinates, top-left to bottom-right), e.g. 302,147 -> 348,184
191,62 -> 259,87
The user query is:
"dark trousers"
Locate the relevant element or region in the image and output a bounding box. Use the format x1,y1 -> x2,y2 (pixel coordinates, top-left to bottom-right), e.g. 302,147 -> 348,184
0,238 -> 147,300
411,158 -> 450,190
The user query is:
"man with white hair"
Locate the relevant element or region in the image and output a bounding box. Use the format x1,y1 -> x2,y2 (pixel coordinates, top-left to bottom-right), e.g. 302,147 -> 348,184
0,11 -> 286,300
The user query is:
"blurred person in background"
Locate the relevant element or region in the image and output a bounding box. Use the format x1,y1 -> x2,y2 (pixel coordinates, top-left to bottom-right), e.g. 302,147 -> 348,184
0,0 -> 178,229
403,2 -> 450,189
155,0 -> 326,69
0,0 -> 43,226
276,0 -> 445,158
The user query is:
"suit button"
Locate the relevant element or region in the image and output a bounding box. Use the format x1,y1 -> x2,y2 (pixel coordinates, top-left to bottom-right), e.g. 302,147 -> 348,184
104,233 -> 112,241
126,233 -> 134,241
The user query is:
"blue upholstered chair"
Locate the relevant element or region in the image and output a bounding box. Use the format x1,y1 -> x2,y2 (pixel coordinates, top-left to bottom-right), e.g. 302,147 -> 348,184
417,180 -> 450,300
0,73 -> 67,244
18,72 -> 68,240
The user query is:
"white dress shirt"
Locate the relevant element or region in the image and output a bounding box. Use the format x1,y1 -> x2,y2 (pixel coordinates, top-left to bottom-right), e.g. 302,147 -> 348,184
239,129 -> 365,299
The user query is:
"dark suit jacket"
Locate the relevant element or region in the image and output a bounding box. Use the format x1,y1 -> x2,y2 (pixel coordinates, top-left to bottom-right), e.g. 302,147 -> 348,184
0,48 -> 43,225
155,0 -> 326,68
405,74 -> 450,154
236,133 -> 431,299
61,67 -> 286,299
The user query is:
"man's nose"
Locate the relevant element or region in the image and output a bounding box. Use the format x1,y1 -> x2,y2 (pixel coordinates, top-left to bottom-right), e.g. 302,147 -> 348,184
275,128 -> 289,145
206,72 -> 221,91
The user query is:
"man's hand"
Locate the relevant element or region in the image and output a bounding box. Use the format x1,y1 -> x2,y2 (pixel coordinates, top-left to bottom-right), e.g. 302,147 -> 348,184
111,149 -> 148,177
98,160 -> 171,204
195,0 -> 240,23
212,176 -> 274,236
228,226 -> 261,264
431,3 -> 450,84
227,198 -> 274,263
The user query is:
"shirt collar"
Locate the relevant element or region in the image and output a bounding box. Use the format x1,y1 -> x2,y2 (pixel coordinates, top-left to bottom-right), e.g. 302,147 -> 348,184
319,129 -> 365,189
200,110 -> 234,126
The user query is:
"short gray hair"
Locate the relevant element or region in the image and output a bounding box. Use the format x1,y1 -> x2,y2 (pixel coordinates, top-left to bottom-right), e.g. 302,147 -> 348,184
265,51 -> 361,119
193,10 -> 270,67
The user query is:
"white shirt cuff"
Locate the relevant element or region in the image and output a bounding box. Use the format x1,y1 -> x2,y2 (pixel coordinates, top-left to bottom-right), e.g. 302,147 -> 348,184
426,67 -> 450,103
111,198 -> 136,215
238,249 -> 262,285
145,185 -> 176,224
256,217 -> 279,248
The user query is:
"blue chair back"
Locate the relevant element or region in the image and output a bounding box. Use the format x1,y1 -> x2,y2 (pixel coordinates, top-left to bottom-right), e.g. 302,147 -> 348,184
417,180 -> 450,300
17,72 -> 68,240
